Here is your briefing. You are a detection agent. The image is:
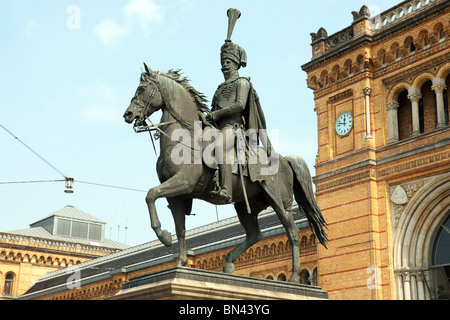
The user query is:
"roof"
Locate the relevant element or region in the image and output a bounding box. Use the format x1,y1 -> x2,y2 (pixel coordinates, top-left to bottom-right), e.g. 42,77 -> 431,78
18,205 -> 309,299
30,205 -> 106,226
6,226 -> 129,250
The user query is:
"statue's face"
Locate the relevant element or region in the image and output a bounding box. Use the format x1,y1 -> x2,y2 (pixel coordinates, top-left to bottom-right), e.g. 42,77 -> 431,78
221,58 -> 239,76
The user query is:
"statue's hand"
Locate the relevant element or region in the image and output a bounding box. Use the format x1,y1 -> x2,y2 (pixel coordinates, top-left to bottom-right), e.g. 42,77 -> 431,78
205,111 -> 216,122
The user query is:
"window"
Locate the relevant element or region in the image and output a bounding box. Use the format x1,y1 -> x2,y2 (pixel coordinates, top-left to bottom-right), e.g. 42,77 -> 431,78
277,273 -> 287,282
57,218 -> 71,236
311,268 -> 318,286
433,214 -> 450,266
299,270 -> 311,285
3,273 -> 14,296
398,90 -> 412,140
445,75 -> 449,125
72,221 -> 88,239
418,98 -> 425,134
89,224 -> 102,241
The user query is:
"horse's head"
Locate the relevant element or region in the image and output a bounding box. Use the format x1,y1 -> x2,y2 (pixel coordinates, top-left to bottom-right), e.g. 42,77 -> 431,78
123,63 -> 164,125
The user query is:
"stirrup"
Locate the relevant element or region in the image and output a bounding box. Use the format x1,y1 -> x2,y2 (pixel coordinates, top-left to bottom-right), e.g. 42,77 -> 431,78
210,189 -> 233,204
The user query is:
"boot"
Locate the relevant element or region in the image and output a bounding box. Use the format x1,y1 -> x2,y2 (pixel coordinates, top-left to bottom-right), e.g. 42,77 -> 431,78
217,163 -> 233,203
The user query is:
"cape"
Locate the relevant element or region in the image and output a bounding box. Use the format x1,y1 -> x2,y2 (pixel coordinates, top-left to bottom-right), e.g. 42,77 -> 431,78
245,80 -> 272,158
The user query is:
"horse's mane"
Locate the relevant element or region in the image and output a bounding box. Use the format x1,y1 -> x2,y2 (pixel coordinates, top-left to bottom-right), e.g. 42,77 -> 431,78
156,69 -> 210,114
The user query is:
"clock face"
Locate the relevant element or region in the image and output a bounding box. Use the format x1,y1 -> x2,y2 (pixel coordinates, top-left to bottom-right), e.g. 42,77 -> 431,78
335,112 -> 353,137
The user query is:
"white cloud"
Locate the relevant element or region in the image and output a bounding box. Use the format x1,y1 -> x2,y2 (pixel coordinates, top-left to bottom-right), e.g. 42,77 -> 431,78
93,0 -> 165,46
93,19 -> 130,46
123,0 -> 165,36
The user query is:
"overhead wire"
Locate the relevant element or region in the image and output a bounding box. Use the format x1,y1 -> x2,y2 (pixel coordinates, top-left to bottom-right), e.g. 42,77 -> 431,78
0,122 -> 147,193
0,180 -> 64,185
0,123 -> 67,179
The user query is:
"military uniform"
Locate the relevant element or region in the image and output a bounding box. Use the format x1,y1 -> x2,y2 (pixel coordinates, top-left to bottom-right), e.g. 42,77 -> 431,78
208,9 -> 269,203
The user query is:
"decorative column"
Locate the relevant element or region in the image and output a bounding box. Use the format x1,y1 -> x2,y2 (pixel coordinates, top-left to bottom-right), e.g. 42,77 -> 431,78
407,87 -> 422,136
363,87 -> 372,138
432,77 -> 447,129
387,101 -> 399,144
402,270 -> 412,300
416,272 -> 426,300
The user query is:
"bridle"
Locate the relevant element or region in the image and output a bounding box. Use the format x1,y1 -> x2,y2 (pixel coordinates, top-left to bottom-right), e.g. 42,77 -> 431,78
131,74 -> 196,154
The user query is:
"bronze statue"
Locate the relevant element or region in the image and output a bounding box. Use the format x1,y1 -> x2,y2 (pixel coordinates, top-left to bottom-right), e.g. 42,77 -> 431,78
123,9 -> 327,283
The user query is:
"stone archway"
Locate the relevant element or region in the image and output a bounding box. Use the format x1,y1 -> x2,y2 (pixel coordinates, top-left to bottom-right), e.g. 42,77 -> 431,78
393,172 -> 450,300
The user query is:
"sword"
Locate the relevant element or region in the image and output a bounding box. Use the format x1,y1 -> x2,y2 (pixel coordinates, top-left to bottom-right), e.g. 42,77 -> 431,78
235,124 -> 251,214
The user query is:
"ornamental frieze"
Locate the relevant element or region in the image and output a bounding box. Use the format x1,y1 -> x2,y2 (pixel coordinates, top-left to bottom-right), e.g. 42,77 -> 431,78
315,150 -> 449,193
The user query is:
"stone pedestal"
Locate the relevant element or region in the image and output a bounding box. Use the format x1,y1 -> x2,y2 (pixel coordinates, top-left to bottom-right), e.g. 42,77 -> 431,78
109,267 -> 328,300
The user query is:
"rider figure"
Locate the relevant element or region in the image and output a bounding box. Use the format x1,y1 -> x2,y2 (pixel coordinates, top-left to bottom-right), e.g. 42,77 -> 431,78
207,9 -> 270,204
208,40 -> 250,203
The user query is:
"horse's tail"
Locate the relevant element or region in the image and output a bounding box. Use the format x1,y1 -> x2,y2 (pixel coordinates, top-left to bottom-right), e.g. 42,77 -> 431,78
286,155 -> 328,248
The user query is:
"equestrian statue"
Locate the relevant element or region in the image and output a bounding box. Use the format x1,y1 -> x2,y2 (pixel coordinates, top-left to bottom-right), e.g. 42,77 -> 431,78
123,9 -> 327,283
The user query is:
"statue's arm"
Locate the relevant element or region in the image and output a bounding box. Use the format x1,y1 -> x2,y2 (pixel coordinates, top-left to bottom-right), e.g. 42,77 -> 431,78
211,79 -> 250,121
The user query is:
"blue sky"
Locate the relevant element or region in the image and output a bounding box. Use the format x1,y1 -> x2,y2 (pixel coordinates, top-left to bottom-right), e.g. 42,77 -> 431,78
0,0 -> 400,246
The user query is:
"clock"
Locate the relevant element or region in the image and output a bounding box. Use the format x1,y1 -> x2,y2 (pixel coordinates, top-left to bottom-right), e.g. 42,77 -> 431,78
335,112 -> 353,137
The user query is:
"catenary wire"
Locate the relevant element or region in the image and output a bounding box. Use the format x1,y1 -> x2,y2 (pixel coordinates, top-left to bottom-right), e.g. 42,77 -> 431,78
0,123 -> 67,178
1,122 -> 148,193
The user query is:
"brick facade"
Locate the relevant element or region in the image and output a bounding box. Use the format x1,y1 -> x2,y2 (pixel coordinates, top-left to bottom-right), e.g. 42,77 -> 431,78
302,0 -> 450,300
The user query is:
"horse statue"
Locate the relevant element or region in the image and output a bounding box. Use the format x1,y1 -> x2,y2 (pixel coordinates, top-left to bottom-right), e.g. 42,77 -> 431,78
123,63 -> 328,283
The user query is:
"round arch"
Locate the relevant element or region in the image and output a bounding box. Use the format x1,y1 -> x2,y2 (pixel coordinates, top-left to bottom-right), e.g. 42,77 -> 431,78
411,72 -> 436,88
436,62 -> 450,80
393,173 -> 450,300
387,81 -> 410,101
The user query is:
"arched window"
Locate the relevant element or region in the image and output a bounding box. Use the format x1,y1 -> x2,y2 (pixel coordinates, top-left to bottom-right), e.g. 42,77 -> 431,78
426,213 -> 450,300
277,273 -> 287,282
397,90 -> 412,140
3,273 -> 14,296
445,75 -> 449,125
300,236 -> 308,248
420,80 -> 437,133
404,36 -> 416,54
311,268 -> 318,286
299,270 -> 311,285
432,213 -> 450,266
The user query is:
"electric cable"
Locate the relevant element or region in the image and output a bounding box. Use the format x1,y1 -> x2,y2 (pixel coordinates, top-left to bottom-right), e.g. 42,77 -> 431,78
0,180 -> 64,185
1,122 -> 147,193
76,180 -> 147,193
0,123 -> 67,179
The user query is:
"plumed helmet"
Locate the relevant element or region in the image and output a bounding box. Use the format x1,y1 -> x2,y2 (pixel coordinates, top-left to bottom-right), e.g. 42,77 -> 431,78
221,8 -> 247,68
221,41 -> 247,68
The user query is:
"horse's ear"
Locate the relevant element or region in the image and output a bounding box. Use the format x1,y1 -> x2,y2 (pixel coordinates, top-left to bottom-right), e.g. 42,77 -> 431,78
143,62 -> 152,75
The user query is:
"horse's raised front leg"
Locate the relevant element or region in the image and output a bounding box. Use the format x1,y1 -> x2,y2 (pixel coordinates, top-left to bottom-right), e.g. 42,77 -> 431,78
145,175 -> 194,247
167,197 -> 192,267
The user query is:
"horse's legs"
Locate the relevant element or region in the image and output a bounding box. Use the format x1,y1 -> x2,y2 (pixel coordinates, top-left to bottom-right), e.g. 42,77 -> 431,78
273,205 -> 300,283
223,201 -> 264,274
145,175 -> 194,247
167,197 -> 192,267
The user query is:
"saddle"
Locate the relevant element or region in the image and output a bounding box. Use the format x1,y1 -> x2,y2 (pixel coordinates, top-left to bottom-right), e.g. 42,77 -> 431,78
199,125 -> 274,183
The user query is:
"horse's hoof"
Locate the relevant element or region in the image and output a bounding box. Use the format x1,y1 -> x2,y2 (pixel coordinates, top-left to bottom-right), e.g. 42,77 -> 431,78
288,276 -> 299,284
160,230 -> 172,247
176,259 -> 187,268
223,262 -> 235,273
